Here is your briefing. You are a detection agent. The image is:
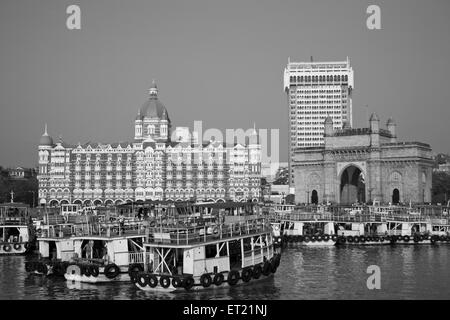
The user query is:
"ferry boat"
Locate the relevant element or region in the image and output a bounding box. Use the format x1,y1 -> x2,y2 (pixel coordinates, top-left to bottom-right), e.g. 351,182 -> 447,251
0,202 -> 34,255
271,210 -> 338,246
26,209 -> 148,282
132,202 -> 281,292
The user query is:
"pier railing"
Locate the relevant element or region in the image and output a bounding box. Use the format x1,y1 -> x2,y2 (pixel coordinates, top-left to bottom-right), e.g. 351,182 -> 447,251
145,218 -> 271,246
38,219 -> 148,239
0,217 -> 29,225
275,212 -> 450,225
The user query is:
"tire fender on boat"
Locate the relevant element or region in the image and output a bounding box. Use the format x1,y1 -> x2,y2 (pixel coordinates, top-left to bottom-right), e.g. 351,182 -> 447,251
213,273 -> 224,286
104,263 -> 120,279
262,262 -> 271,276
183,276 -> 195,290
241,268 -> 252,283
90,265 -> 100,277
148,274 -> 158,288
160,275 -> 171,288
200,274 -> 212,288
172,276 -> 182,288
137,273 -> 148,287
227,270 -> 240,286
252,265 -> 262,279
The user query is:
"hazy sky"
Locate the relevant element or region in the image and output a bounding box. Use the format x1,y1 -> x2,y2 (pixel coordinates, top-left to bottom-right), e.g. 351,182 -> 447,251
1,0 -> 450,168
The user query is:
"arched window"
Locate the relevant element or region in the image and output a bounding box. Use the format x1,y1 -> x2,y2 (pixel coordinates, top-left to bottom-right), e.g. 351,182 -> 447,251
390,171 -> 402,182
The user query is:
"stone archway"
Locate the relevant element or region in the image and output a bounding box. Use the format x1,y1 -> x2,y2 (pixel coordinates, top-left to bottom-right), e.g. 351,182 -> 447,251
340,165 -> 365,205
392,188 -> 400,204
311,190 -> 318,205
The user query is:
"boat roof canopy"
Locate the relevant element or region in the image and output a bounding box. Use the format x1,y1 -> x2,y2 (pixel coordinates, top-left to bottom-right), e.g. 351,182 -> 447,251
117,201 -> 257,209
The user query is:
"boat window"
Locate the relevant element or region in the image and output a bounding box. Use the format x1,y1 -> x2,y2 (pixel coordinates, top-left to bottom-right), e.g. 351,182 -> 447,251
205,244 -> 217,259
218,242 -> 227,257
243,237 -> 252,252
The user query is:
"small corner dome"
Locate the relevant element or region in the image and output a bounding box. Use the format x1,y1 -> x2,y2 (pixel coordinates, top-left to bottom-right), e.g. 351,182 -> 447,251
387,117 -> 396,125
39,133 -> 53,146
324,116 -> 333,124
369,113 -> 379,121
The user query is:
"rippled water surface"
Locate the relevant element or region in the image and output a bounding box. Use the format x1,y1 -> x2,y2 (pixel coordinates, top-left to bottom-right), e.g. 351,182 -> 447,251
1,245 -> 450,300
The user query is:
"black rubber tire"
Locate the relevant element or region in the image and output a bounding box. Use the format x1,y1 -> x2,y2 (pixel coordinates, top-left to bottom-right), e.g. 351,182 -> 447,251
262,262 -> 271,276
183,276 -> 195,290
160,275 -> 171,288
311,236 -> 316,242
354,236 -> 360,243
241,268 -> 252,282
316,235 -> 322,242
227,270 -> 240,286
90,265 -> 99,277
323,234 -> 330,241
213,273 -> 224,286
82,265 -> 91,277
304,236 -> 310,243
104,263 -> 120,279
148,274 -> 158,288
331,235 -> 338,242
128,263 -> 144,277
252,265 -> 262,279
403,235 -> 410,242
172,276 -> 182,288
3,244 -> 12,252
200,274 -> 212,288
137,273 -> 148,287
360,236 -> 366,243
347,236 -> 354,243
274,254 -> 281,268
13,243 -> 22,251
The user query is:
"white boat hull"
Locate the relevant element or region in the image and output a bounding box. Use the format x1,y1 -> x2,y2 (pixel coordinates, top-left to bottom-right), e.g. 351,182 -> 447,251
135,273 -> 274,293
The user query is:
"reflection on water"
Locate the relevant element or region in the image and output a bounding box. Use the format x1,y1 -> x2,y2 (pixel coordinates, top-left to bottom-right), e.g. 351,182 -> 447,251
1,245 -> 450,300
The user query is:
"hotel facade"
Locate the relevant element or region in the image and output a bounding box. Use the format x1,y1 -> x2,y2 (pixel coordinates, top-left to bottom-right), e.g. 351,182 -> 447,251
37,82 -> 261,206
284,58 -> 354,185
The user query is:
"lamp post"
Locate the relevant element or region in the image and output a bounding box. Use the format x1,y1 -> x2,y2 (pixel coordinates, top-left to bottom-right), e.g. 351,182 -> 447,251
306,191 -> 310,205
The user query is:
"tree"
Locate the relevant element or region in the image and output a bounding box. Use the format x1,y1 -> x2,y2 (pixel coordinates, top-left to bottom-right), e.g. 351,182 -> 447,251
272,167 -> 289,185
432,171 -> 450,204
0,171 -> 38,206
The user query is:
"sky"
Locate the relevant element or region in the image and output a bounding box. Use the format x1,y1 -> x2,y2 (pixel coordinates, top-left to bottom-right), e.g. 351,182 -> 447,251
1,0 -> 450,168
